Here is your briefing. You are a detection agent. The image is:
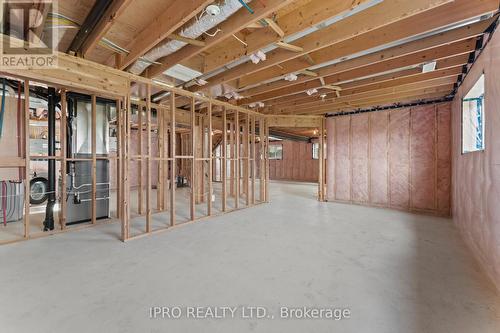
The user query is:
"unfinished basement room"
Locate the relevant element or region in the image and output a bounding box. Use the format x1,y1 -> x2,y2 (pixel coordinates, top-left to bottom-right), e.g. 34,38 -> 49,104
1,0 -> 500,332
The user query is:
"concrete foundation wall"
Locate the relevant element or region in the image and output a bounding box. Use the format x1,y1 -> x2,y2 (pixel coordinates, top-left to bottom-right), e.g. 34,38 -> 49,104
326,103 -> 452,216
451,28 -> 500,292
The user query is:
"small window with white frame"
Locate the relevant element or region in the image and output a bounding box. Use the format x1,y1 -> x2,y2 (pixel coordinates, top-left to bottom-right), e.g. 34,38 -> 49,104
269,144 -> 283,160
462,74 -> 485,154
312,142 -> 327,160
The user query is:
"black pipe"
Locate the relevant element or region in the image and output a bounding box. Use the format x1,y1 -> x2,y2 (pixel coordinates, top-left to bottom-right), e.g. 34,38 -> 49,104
67,0 -> 114,54
43,87 -> 56,231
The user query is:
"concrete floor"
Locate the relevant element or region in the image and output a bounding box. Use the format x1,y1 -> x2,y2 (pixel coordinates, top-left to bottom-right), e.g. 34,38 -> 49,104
0,181 -> 499,332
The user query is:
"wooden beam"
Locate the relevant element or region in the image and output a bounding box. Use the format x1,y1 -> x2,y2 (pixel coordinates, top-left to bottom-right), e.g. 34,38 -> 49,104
235,0 -> 496,88
147,0 -> 294,78
197,0 -> 453,90
222,107 -> 227,212
281,78 -> 456,114
275,41 -> 304,53
170,92 -> 176,226
81,0 -> 133,56
190,97 -> 196,220
264,18 -> 285,38
202,0 -> 372,72
146,84 -> 152,232
170,34 -> 206,47
325,91 -> 453,115
138,99 -> 143,215
300,70 -> 318,77
290,85 -> 454,115
273,66 -> 462,110
119,0 -> 212,70
207,102 -> 213,216
265,55 -> 467,107
242,38 -> 476,104
251,115 -> 256,205
267,115 -> 323,127
235,111 -> 240,209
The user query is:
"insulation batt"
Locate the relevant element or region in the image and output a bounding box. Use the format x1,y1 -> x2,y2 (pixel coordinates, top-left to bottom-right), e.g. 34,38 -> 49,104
451,28 -> 500,292
326,104 -> 451,216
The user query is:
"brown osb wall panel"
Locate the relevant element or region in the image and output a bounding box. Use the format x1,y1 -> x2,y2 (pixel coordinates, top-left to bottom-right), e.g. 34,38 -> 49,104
369,111 -> 389,206
389,109 -> 411,209
351,114 -> 369,203
334,116 -> 351,201
326,103 -> 451,216
410,105 -> 436,211
452,28 -> 500,292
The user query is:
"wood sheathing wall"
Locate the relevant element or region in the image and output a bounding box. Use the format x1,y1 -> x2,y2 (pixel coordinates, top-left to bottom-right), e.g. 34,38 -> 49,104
269,140 -> 318,182
325,103 -> 452,216
451,28 -> 500,292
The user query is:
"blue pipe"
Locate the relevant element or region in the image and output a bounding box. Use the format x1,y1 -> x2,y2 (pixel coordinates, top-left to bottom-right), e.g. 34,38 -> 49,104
238,0 -> 254,14
0,78 -> 6,138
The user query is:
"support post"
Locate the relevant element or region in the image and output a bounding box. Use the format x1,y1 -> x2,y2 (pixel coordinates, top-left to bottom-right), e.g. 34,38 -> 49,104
222,107 -> 227,212
23,80 -> 30,238
251,115 -> 256,205
170,92 -> 176,226
318,118 -> 324,201
190,97 -> 195,220
235,111 -> 240,209
116,98 -> 121,219
264,119 -> 270,203
146,84 -> 152,232
138,99 -> 143,215
207,102 -> 213,216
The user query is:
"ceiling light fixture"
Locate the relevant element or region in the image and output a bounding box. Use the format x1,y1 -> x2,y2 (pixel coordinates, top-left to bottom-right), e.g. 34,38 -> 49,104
284,73 -> 298,81
205,4 -> 221,16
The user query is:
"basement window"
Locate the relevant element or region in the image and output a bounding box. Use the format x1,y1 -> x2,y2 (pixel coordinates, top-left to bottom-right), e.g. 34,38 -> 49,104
462,74 -> 485,154
312,142 -> 326,160
269,144 -> 283,160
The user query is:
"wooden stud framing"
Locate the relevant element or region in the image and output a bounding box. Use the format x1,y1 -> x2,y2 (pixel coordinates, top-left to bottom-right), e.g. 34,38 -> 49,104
222,107 -> 227,212
207,102 -> 213,216
318,117 -> 325,201
116,97 -> 122,219
146,84 -> 152,232
244,114 -> 250,206
235,110 -> 240,209
1,65 -> 273,245
23,80 -> 30,238
157,99 -> 164,211
138,98 -> 143,215
169,92 -> 176,226
190,97 -> 196,220
251,115 -> 256,205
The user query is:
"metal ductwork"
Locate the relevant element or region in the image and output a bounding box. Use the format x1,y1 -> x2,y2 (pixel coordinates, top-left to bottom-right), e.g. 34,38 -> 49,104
129,0 -> 251,75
